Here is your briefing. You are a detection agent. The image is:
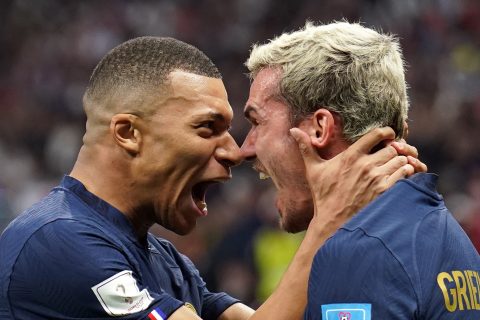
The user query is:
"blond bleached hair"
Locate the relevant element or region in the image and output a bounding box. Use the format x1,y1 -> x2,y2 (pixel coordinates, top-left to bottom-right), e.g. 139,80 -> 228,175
246,21 -> 409,142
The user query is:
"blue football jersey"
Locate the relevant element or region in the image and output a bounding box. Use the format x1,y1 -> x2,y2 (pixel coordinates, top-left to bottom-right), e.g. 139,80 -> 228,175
304,173 -> 480,319
0,176 -> 238,319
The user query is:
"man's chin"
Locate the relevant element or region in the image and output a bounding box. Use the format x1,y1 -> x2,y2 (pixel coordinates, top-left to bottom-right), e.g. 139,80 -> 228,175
171,222 -> 196,236
278,213 -> 310,234
280,221 -> 308,233
277,199 -> 313,233
161,214 -> 197,236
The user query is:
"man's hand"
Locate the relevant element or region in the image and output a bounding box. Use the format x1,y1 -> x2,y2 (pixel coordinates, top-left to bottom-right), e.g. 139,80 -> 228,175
290,126 -> 427,230
391,139 -> 427,173
218,127 -> 427,320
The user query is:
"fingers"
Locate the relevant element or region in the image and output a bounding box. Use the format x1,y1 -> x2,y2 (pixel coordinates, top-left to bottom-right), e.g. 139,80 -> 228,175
376,155 -> 408,176
350,127 -> 396,154
407,155 -> 428,173
370,144 -> 425,174
368,145 -> 399,166
372,154 -> 420,191
390,142 -> 427,173
370,155 -> 412,191
390,141 -> 418,158
289,128 -> 324,165
385,164 -> 414,188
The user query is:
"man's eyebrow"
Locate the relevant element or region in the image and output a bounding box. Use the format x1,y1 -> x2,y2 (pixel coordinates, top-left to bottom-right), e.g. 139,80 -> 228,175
194,111 -> 227,121
193,111 -> 233,130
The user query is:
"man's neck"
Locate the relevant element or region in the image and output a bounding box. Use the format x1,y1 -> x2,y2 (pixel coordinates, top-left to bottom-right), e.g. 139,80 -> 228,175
70,145 -> 154,240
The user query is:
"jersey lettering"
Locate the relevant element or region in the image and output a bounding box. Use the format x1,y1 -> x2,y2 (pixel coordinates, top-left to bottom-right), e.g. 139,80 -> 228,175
437,270 -> 480,312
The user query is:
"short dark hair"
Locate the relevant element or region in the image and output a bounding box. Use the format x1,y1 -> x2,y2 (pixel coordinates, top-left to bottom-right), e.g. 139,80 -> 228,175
84,36 -> 221,104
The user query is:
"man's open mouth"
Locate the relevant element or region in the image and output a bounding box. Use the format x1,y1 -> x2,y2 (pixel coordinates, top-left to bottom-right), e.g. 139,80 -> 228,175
253,161 -> 270,180
191,181 -> 217,216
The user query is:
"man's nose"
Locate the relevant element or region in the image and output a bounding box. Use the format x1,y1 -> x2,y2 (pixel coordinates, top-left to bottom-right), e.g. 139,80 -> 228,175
216,134 -> 243,168
240,130 -> 256,161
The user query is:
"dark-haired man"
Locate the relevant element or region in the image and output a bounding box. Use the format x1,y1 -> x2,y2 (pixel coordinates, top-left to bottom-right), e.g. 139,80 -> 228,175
0,37 -> 423,320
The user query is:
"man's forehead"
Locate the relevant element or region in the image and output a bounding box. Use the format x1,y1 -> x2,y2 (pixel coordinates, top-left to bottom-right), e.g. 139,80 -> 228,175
163,70 -> 231,112
168,70 -> 227,98
245,68 -> 282,109
252,67 -> 282,92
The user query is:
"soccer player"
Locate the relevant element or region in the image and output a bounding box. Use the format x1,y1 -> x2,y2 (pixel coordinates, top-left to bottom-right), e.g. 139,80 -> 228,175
0,36 -> 422,320
241,21 -> 480,319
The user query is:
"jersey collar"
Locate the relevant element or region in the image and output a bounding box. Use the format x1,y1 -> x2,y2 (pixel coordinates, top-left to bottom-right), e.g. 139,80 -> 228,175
59,175 -> 143,246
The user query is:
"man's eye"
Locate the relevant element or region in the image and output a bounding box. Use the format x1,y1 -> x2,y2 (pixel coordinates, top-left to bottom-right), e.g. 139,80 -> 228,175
199,121 -> 215,130
196,122 -> 218,138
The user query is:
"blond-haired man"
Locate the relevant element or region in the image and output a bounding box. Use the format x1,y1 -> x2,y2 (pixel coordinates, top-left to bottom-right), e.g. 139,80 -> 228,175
241,22 -> 479,319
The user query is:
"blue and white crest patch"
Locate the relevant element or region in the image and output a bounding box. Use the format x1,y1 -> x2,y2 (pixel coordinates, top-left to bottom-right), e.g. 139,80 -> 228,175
321,303 -> 371,320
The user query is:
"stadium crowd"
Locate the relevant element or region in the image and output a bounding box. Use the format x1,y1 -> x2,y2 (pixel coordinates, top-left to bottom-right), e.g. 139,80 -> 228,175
1,0 -> 479,307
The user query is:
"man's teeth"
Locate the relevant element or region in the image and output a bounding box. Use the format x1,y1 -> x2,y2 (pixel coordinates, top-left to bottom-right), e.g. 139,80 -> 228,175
199,201 -> 207,213
259,172 -> 270,180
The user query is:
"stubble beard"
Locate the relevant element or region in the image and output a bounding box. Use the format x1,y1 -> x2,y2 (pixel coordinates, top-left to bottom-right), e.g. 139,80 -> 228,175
278,197 -> 314,233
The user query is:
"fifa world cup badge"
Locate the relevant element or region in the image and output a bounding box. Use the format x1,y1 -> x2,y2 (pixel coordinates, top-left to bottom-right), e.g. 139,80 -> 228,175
321,303 -> 371,320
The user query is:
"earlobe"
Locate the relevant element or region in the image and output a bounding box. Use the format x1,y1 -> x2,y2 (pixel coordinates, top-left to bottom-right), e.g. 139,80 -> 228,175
110,114 -> 141,155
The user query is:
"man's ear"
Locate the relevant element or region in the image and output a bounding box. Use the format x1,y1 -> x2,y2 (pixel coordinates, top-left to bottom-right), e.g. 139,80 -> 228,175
309,108 -> 336,149
110,114 -> 142,155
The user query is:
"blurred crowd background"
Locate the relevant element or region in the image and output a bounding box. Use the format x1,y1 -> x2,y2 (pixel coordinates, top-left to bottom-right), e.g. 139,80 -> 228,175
1,0 -> 479,308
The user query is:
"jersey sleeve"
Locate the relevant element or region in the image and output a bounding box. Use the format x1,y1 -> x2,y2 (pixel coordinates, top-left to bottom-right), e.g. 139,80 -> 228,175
8,219 -> 183,320
178,251 -> 240,320
304,229 -> 418,320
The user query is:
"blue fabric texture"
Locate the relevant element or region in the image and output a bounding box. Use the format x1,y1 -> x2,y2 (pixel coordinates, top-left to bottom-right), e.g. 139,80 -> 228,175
0,176 -> 238,319
304,173 -> 480,319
